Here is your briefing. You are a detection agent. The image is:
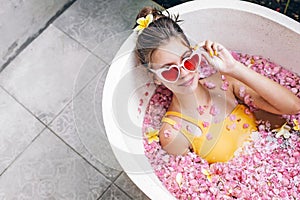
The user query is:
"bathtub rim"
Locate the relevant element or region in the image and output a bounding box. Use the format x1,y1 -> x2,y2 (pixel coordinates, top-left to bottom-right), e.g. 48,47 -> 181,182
169,0 -> 299,34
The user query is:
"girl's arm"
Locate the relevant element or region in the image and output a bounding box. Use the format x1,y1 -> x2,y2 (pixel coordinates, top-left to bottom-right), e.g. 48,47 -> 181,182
227,63 -> 300,115
201,40 -> 300,115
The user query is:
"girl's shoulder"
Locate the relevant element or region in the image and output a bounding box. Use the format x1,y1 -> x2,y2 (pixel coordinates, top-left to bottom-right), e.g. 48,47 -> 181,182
158,119 -> 191,155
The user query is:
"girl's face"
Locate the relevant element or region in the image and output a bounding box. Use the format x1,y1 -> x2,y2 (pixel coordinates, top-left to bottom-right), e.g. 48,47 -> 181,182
150,37 -> 200,95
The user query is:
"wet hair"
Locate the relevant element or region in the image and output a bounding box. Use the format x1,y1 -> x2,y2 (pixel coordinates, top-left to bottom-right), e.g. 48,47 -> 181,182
134,7 -> 190,67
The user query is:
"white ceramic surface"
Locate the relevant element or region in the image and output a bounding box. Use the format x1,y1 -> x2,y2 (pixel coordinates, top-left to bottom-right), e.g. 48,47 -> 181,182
102,0 -> 300,199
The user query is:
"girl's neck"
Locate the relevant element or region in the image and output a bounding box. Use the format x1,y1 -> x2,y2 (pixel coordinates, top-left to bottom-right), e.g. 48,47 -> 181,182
172,83 -> 211,115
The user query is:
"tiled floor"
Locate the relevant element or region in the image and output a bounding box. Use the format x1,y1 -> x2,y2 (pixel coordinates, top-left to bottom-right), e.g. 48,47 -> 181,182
0,0 -> 162,199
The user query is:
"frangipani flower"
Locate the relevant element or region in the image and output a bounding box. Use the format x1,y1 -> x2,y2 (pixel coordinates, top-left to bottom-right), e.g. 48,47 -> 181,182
293,119 -> 300,131
272,122 -> 291,139
175,173 -> 183,188
145,128 -> 159,144
201,169 -> 212,182
134,13 -> 153,33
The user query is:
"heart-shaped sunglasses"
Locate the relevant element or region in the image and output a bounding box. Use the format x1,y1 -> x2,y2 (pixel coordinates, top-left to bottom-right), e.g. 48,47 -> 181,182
148,51 -> 200,83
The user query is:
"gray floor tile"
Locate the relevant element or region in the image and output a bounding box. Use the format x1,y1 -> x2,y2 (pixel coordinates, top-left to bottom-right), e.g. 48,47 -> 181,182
54,0 -> 159,64
0,25 -> 106,125
114,172 -> 150,200
0,87 -> 45,175
0,0 -> 72,70
49,69 -> 123,181
92,0 -> 162,65
92,30 -> 133,65
99,184 -> 131,200
54,0 -> 129,52
0,128 -> 111,199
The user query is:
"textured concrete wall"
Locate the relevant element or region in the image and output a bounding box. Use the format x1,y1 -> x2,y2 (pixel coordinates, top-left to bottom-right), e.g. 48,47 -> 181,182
0,0 -> 74,71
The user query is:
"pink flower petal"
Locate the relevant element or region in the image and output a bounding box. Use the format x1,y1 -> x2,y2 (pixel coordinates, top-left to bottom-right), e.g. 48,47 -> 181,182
203,121 -> 210,128
139,99 -> 144,106
164,129 -> 172,138
210,105 -> 220,116
190,179 -> 198,186
206,133 -> 213,140
226,123 -> 236,131
229,114 -> 236,121
204,81 -> 216,89
197,105 -> 205,115
239,86 -> 246,98
243,123 -> 249,129
231,51 -> 239,60
173,123 -> 182,130
291,88 -> 298,94
244,108 -> 251,115
221,75 -> 226,81
221,81 -> 229,91
244,94 -> 252,105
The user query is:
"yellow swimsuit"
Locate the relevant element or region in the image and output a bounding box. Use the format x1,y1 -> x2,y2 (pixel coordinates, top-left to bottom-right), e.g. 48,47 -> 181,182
162,104 -> 257,163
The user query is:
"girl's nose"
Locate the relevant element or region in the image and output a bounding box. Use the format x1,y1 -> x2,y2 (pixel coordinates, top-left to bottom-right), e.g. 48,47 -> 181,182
179,64 -> 189,77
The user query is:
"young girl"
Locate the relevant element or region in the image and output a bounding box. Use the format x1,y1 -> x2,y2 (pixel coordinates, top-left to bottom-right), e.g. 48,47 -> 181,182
134,7 -> 300,163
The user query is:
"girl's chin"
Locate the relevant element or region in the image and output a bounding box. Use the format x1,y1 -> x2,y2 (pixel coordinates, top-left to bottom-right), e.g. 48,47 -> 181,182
165,76 -> 199,94
175,83 -> 198,94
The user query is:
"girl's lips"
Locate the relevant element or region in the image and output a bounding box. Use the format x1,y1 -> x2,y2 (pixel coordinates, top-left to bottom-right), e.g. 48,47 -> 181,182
179,77 -> 194,87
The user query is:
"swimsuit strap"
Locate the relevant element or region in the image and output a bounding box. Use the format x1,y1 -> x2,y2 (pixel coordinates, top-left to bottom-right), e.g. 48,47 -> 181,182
161,117 -> 177,126
161,117 -> 202,151
165,111 -> 205,131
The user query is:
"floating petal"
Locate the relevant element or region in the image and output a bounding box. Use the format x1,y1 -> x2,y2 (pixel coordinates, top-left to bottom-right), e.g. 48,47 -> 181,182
145,128 -> 159,144
176,172 -> 183,187
201,169 -> 212,182
293,119 -> 300,131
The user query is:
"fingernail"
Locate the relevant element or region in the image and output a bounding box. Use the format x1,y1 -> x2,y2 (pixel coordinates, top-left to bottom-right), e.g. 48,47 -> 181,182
214,50 -> 218,56
209,50 -> 214,57
193,44 -> 198,50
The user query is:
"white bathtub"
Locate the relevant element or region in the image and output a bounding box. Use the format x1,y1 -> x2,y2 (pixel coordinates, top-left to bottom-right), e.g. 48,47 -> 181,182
102,0 -> 300,199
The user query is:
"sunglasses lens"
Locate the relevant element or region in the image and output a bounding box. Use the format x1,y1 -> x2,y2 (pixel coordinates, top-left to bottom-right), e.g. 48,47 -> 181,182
183,54 -> 200,71
161,66 -> 179,82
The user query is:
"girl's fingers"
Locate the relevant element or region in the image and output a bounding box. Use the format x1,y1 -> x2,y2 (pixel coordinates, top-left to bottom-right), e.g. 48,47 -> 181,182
212,42 -> 219,56
198,41 -> 205,47
204,40 -> 214,57
200,48 -> 223,71
200,40 -> 227,58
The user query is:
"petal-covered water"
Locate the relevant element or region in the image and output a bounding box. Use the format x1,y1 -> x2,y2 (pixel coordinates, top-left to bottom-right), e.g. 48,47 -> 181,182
142,52 -> 300,199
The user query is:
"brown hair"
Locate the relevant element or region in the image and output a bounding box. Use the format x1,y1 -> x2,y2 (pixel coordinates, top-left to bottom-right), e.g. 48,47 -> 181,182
134,7 -> 190,67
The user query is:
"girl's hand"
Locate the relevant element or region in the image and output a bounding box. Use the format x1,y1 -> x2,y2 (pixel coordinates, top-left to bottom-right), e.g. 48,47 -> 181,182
199,40 -> 238,74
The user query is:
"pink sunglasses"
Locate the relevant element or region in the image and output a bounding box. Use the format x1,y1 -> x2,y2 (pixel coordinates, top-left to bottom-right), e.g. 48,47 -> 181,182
148,51 -> 200,83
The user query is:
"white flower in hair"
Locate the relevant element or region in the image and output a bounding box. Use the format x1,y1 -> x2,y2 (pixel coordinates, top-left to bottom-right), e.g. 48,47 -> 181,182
134,13 -> 153,33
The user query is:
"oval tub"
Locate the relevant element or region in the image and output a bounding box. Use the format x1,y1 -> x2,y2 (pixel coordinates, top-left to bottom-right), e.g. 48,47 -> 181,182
102,0 -> 300,199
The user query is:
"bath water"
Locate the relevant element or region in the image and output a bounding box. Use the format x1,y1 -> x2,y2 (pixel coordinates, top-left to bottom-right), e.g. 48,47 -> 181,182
142,52 -> 300,199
